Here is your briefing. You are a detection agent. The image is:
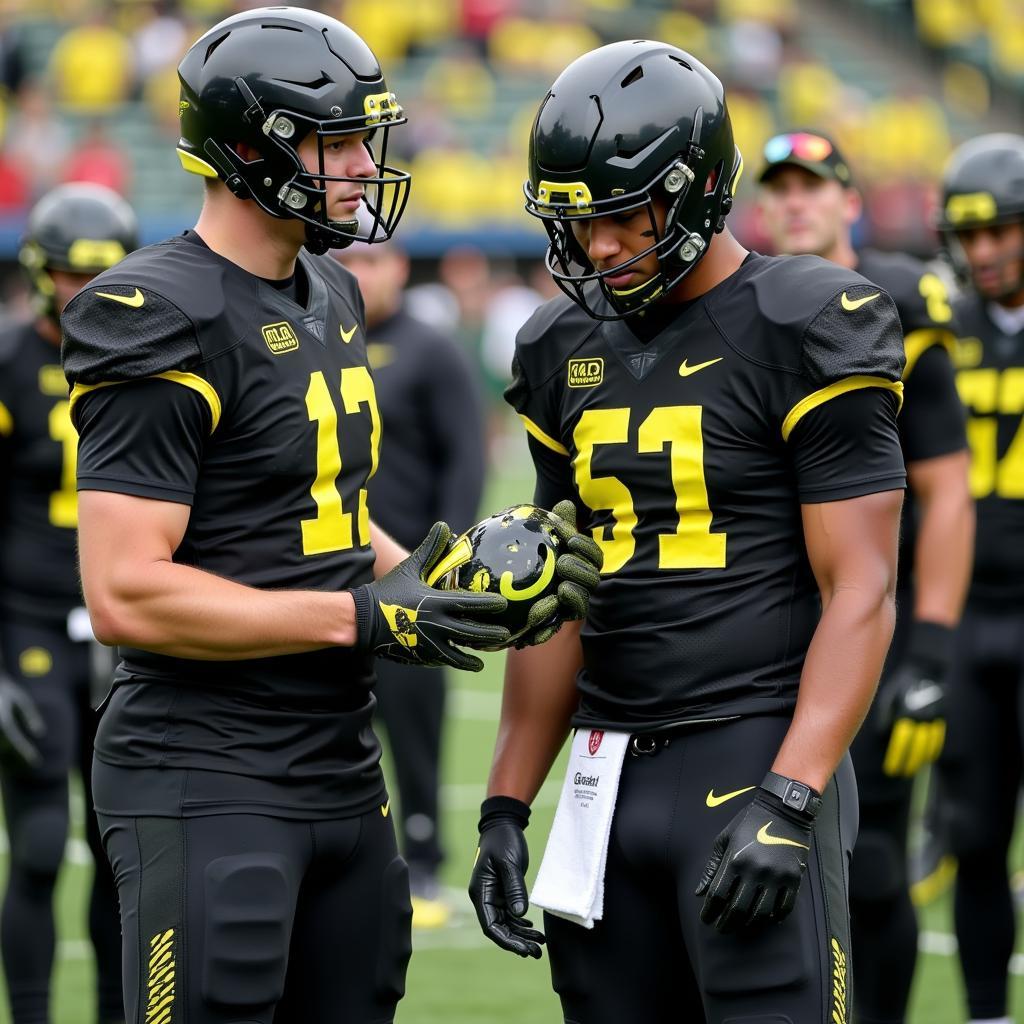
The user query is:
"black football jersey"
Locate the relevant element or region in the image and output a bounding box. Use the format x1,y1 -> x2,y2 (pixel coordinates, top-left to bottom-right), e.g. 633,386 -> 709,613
953,292 -> 1024,602
61,232 -> 385,817
365,307 -> 486,549
506,253 -> 906,730
0,322 -> 82,625
855,249 -> 967,589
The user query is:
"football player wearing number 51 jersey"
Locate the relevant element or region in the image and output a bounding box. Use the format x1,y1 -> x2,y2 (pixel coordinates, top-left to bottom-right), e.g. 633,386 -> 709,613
468,41 -> 907,1023
59,8 -> 600,1024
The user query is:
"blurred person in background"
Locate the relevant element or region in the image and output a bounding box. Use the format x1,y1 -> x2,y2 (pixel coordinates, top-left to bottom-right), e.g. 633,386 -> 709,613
334,233 -> 487,928
933,132 -> 1024,1024
0,182 -> 137,1024
3,80 -> 71,201
757,131 -> 973,1024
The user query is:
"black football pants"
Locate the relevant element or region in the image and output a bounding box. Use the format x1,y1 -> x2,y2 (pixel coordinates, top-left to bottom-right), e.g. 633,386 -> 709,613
0,619 -> 122,1024
98,805 -> 412,1024
934,599 -> 1024,1020
848,610 -> 918,1024
373,660 -> 445,874
544,714 -> 857,1024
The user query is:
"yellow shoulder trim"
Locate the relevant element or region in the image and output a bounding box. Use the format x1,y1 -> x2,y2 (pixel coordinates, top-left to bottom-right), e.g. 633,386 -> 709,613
903,328 -> 957,379
69,372 -> 221,434
782,376 -> 904,442
518,413 -> 569,456
176,147 -> 219,179
0,400 -> 12,437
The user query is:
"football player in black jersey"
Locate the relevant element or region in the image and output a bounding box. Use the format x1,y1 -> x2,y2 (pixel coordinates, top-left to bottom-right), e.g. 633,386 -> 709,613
756,133 -> 973,1024
0,182 -> 137,1024
468,42 -> 907,1023
334,235 -> 487,928
932,133 -> 1024,1024
59,9 -> 596,1024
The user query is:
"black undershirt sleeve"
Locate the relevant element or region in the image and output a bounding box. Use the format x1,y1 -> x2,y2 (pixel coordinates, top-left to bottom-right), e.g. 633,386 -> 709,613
74,379 -> 210,504
789,387 -> 906,504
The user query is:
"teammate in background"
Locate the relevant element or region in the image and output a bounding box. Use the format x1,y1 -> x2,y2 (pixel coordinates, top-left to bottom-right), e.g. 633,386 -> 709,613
469,41 -> 906,1022
335,236 -> 487,927
933,133 -> 1024,1024
59,9 -> 596,1021
0,182 -> 136,1024
756,132 -> 973,1024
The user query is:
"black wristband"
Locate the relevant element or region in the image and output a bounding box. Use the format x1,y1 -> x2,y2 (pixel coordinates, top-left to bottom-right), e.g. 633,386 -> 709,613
349,585 -> 374,653
906,620 -> 955,672
761,771 -> 822,820
479,795 -> 531,833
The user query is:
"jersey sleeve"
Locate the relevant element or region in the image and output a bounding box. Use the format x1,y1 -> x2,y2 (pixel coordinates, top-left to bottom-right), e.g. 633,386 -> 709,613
898,342 -> 967,463
783,284 -> 906,502
73,379 -> 211,504
61,283 -> 202,386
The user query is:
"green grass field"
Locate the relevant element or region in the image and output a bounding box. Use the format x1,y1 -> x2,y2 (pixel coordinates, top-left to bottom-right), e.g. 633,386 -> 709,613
2,446 -> 1022,1022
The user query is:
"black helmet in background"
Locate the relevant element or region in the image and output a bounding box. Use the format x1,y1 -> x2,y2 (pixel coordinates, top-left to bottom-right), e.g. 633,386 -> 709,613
937,132 -> 1024,296
176,6 -> 410,255
19,182 -> 138,320
525,40 -> 742,320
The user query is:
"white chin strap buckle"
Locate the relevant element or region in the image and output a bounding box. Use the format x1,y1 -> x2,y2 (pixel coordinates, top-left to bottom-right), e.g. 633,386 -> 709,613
679,233 -> 706,263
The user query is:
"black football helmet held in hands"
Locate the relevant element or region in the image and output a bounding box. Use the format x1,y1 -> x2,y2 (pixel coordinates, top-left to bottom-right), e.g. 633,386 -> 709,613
525,40 -> 742,319
176,6 -> 410,254
18,182 -> 138,320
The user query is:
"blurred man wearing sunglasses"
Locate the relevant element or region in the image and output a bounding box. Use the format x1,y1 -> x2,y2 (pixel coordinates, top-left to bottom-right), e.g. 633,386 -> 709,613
758,132 -> 973,1024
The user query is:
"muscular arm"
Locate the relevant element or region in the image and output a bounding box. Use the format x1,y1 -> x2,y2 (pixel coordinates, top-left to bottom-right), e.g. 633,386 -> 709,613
79,489 -> 360,657
772,489 -> 903,792
907,450 -> 974,625
486,619 -> 583,803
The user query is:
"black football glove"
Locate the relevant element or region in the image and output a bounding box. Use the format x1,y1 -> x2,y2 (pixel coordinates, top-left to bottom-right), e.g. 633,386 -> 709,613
351,522 -> 511,672
880,621 -> 952,778
696,774 -> 820,933
469,796 -> 545,959
0,672 -> 45,769
515,499 -> 603,648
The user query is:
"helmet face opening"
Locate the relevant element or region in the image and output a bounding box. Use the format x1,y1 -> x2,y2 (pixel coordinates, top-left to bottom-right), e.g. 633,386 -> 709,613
525,40 -> 741,320
177,8 -> 411,255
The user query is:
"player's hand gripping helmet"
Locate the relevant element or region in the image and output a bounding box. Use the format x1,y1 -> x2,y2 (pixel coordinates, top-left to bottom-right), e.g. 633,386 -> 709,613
176,6 -> 410,255
525,40 -> 742,320
18,182 -> 138,321
936,132 -> 1024,295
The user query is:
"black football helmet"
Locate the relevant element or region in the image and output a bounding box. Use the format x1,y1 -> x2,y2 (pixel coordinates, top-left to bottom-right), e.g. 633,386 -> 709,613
176,6 -> 410,255
936,133 -> 1024,294
525,40 -> 742,320
19,182 -> 138,320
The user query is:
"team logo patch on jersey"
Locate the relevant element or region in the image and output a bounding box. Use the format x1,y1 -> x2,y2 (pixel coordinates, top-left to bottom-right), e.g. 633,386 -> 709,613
568,358 -> 603,388
262,321 -> 299,354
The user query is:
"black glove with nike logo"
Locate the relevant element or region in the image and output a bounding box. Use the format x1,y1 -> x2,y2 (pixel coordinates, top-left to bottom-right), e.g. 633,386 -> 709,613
880,620 -> 952,778
0,671 -> 45,769
515,499 -> 603,648
351,522 -> 511,672
469,796 -> 545,958
696,771 -> 821,933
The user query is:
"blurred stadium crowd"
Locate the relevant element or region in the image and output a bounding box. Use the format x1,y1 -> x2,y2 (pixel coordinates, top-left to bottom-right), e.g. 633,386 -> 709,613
0,0 -> 1019,411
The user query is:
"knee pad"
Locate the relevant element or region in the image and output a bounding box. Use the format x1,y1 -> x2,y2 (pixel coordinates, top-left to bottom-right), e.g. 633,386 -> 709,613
201,854 -> 292,1010
374,856 -> 412,1005
9,802 -> 68,878
850,828 -> 905,904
